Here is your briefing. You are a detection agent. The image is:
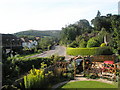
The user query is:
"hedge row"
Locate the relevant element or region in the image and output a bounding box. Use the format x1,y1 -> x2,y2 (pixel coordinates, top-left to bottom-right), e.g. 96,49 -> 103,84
7,57 -> 53,74
8,55 -> 65,74
67,47 -> 113,56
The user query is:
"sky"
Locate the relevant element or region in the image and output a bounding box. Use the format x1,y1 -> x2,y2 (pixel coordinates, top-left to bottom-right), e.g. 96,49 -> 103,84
0,0 -> 119,34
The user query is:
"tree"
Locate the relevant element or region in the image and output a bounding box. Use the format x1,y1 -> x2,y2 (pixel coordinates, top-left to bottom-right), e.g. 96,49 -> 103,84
38,37 -> 54,50
61,19 -> 92,45
96,10 -> 101,17
76,19 -> 92,33
111,15 -> 120,39
91,15 -> 112,32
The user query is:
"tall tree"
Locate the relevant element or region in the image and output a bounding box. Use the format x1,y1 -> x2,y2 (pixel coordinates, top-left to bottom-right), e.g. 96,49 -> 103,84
96,10 -> 101,17
76,19 -> 92,33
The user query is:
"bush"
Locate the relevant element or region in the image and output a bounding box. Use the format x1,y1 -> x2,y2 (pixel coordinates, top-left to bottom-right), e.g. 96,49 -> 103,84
79,39 -> 87,48
23,63 -> 55,89
67,47 -> 113,56
85,73 -> 98,79
96,47 -> 113,55
87,37 -> 100,48
69,41 -> 79,48
7,57 -> 54,74
100,43 -> 106,47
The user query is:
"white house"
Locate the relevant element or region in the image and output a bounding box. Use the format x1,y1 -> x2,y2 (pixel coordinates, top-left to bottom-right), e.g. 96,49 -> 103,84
22,40 -> 38,48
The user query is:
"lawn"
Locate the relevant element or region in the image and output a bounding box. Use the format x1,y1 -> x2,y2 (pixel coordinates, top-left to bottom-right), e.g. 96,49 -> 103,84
59,81 -> 117,88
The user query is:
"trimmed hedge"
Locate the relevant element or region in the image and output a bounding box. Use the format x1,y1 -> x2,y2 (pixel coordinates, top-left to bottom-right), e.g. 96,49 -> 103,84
67,47 -> 113,56
8,55 -> 65,74
67,47 -> 98,56
8,57 -> 53,74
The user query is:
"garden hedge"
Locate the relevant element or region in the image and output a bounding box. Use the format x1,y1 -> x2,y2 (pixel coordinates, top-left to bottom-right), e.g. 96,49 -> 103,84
8,55 -> 65,74
67,47 -> 113,56
9,57 -> 53,74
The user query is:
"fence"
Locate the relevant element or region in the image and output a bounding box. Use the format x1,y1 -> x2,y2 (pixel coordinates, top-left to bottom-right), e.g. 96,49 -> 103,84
81,55 -> 119,80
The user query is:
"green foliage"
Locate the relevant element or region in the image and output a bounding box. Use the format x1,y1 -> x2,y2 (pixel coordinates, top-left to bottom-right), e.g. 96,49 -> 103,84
91,15 -> 112,32
111,15 -> 120,39
69,41 -> 79,48
67,47 -> 98,56
60,19 -> 92,44
61,14 -> 120,52
79,39 -> 87,48
24,63 -> 49,88
50,55 -> 65,63
66,60 -> 75,79
67,47 -> 113,56
87,37 -> 101,48
24,60 -> 74,88
2,57 -> 20,85
96,47 -> 113,55
24,68 -> 45,88
6,56 -> 54,76
77,19 -> 92,33
38,37 -> 54,50
22,47 -> 41,56
85,73 -> 99,79
14,30 -> 61,39
3,54 -> 67,88
100,43 -> 106,47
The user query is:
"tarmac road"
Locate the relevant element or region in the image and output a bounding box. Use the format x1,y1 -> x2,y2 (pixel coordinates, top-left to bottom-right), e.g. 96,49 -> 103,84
38,45 -> 66,57
27,45 -> 74,60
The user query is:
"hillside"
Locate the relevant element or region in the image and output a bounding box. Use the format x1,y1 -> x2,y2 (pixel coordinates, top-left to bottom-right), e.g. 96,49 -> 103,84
14,30 -> 61,38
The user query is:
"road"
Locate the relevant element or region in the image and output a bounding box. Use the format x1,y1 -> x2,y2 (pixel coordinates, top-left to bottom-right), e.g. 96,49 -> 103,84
28,45 -> 74,60
38,45 -> 66,57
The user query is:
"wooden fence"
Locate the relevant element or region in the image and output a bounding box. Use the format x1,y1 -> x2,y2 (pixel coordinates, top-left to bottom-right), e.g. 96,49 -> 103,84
91,55 -> 116,62
82,55 -> 119,80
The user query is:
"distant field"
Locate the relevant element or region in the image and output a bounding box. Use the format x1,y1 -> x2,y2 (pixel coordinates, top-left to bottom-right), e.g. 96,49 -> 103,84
59,81 -> 117,88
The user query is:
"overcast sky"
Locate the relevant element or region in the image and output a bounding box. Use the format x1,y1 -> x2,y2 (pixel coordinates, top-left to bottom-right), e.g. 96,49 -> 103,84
0,0 -> 119,34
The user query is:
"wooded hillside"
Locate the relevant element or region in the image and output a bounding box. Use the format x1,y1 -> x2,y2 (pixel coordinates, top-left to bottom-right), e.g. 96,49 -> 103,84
14,30 -> 61,38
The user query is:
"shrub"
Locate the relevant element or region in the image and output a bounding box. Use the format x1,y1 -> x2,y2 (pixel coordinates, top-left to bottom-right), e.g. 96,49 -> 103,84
79,39 -> 87,48
37,49 -> 43,53
100,43 -> 106,47
85,73 -> 98,79
7,55 -> 66,75
96,47 -> 113,55
24,69 -> 45,88
23,62 -> 55,88
7,57 -> 53,74
87,37 -> 100,48
69,41 -> 79,48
